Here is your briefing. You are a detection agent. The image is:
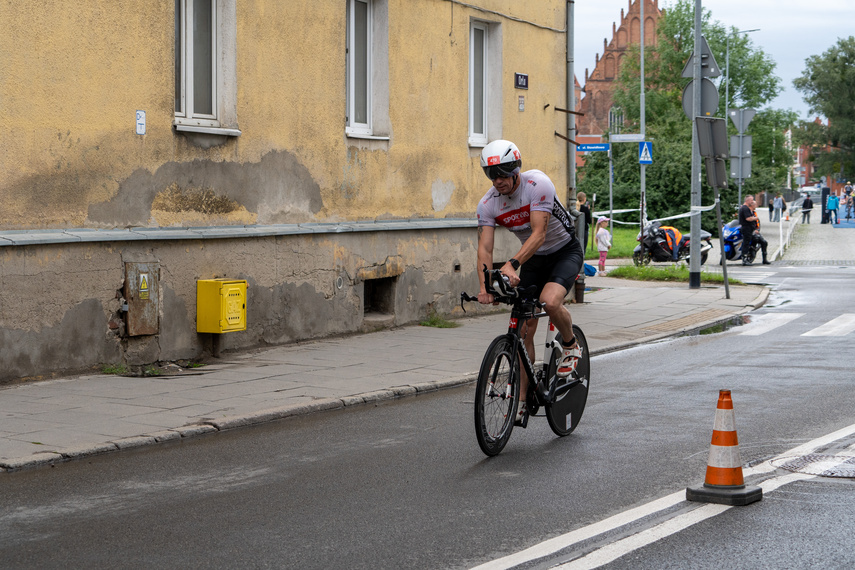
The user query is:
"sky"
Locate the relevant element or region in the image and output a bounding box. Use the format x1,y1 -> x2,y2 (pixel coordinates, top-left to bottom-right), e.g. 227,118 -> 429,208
573,0 -> 855,120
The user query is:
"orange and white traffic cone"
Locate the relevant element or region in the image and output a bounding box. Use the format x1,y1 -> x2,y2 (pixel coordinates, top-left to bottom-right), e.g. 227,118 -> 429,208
785,211 -> 789,221
686,390 -> 762,506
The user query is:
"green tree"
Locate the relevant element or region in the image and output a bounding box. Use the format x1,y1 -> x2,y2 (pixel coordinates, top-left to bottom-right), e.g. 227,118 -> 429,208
579,0 -> 788,233
793,36 -> 855,179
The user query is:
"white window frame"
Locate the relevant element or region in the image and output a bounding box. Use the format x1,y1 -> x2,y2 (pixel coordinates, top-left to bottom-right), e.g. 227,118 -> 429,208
174,0 -> 240,136
469,22 -> 488,147
346,0 -> 373,137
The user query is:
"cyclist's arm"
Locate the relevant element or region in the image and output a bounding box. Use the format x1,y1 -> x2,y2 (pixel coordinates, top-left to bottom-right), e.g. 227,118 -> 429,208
477,225 -> 496,303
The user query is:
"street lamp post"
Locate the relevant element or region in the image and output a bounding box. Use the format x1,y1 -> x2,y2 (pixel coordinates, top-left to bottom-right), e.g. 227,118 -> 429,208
724,28 -> 760,123
725,28 -> 759,205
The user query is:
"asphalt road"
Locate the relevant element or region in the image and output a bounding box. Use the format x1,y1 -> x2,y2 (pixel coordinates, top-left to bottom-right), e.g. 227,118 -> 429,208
2,265 -> 854,569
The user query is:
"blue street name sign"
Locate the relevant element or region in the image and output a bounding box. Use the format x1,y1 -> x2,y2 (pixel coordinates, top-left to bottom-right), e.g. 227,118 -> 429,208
639,141 -> 653,164
577,143 -> 610,152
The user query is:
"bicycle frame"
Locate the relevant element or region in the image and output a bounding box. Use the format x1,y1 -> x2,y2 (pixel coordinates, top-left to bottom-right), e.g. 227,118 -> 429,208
464,267 -> 591,455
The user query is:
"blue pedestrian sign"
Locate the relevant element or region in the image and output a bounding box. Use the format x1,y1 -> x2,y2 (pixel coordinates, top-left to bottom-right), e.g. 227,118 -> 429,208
577,143 -> 610,152
639,141 -> 653,164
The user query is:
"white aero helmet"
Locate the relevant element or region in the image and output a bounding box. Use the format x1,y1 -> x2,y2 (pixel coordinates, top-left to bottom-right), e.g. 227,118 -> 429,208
480,140 -> 522,180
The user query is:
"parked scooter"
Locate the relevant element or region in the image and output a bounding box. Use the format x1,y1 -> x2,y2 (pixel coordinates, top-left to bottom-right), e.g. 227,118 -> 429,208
632,220 -> 713,266
721,219 -> 760,264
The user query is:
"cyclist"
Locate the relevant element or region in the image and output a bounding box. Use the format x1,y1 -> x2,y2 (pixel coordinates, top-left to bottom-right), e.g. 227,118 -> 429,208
475,140 -> 584,423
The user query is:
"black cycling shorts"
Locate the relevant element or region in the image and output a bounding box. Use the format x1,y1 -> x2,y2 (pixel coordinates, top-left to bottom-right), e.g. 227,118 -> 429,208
518,238 -> 584,297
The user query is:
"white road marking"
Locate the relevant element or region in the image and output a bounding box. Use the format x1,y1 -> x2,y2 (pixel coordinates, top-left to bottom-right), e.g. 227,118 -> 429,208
739,313 -> 804,336
470,422 -> 855,570
801,314 -> 855,336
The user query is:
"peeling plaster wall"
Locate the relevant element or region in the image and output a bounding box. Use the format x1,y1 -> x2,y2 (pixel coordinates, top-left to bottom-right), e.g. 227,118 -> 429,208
1,0 -> 568,230
0,0 -> 566,381
0,229 -> 517,383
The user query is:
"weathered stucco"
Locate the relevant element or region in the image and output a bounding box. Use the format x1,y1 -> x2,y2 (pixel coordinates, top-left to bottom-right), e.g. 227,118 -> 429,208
1,0 -> 569,380
0,228 -> 518,383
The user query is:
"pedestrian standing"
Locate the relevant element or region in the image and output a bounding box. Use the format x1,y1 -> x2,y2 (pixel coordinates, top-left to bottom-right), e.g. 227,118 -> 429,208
577,191 -> 592,252
773,193 -> 784,222
768,198 -> 774,222
595,216 -> 611,276
802,194 -> 814,224
827,193 -> 840,224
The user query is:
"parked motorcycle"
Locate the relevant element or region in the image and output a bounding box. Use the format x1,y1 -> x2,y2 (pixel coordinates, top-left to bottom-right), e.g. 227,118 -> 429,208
632,220 -> 712,266
721,219 -> 760,264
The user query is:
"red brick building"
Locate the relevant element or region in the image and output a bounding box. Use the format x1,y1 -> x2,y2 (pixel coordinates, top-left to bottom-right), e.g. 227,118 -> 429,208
577,0 -> 662,136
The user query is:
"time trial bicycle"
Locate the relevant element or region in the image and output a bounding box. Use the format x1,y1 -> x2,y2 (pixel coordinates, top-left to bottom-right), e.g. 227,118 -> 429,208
461,267 -> 590,456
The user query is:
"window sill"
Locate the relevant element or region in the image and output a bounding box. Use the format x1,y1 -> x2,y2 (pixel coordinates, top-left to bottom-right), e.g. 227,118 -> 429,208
345,131 -> 390,141
468,139 -> 487,148
174,124 -> 242,137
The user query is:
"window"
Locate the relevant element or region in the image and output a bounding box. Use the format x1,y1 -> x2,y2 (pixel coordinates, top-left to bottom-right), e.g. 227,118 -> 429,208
346,0 -> 389,140
469,21 -> 501,147
469,22 -> 487,146
347,0 -> 372,135
174,0 -> 239,135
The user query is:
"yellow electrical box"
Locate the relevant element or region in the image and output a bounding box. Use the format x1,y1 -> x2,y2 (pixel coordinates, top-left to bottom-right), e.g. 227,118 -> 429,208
196,279 -> 247,333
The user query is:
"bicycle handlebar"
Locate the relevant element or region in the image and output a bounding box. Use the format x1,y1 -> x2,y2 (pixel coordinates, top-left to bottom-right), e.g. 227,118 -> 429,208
460,267 -> 542,312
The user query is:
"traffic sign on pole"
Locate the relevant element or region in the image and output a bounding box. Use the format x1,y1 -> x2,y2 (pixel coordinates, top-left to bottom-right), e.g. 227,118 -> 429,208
577,143 -> 610,152
728,108 -> 756,133
681,35 -> 722,78
682,78 -> 719,119
610,133 -> 645,143
639,142 -> 653,164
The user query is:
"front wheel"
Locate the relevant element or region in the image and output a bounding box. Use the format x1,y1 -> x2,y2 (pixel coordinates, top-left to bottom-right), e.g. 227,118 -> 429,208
545,325 -> 591,437
474,335 -> 520,456
632,251 -> 652,266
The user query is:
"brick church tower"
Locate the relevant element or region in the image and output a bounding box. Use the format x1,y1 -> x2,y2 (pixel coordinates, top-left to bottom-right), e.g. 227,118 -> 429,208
577,0 -> 662,136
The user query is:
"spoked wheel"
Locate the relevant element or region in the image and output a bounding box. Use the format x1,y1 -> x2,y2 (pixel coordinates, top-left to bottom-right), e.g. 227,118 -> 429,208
544,325 -> 591,437
474,335 -> 520,456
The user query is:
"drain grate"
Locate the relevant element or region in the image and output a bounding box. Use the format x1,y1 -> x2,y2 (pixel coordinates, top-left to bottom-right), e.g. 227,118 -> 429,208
770,454 -> 855,478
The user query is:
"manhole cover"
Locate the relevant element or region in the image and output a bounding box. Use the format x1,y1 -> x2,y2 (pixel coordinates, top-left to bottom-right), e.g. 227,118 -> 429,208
770,454 -> 855,478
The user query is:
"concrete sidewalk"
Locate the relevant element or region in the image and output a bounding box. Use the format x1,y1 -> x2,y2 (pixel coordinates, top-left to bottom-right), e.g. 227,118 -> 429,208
0,274 -> 768,472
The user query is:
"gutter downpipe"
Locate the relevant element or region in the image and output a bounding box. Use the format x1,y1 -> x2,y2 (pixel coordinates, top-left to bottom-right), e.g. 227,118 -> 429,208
566,1 -> 585,301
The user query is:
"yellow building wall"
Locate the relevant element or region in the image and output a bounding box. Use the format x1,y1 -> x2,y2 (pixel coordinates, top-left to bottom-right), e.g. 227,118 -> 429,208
0,0 -> 569,229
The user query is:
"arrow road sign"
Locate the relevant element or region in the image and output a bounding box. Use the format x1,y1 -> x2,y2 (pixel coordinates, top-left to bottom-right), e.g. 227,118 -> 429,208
639,142 -> 653,165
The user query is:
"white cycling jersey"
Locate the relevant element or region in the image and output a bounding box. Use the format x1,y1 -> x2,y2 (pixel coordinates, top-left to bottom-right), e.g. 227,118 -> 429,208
476,170 -> 572,255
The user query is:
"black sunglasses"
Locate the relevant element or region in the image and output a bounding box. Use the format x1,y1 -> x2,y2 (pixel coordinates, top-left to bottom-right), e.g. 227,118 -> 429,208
483,164 -> 517,181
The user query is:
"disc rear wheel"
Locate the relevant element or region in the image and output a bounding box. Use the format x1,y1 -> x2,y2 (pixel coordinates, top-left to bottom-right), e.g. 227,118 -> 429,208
545,325 -> 591,437
474,336 -> 520,456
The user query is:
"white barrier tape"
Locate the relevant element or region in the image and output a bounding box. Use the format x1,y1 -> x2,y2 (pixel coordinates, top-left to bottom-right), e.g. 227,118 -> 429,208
590,202 -> 717,226
591,208 -> 640,217
649,201 -> 718,223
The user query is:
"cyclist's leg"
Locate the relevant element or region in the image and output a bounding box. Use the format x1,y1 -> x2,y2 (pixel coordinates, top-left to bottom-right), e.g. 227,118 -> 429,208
541,240 -> 584,376
517,255 -> 550,414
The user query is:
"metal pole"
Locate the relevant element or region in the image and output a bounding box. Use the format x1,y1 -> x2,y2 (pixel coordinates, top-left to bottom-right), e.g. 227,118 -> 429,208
689,0 -> 702,288
566,1 -> 584,294
738,110 -> 744,204
567,1 -> 576,205
609,145 -> 614,237
725,36 -> 730,123
714,184 -> 730,299
640,0 -> 646,263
